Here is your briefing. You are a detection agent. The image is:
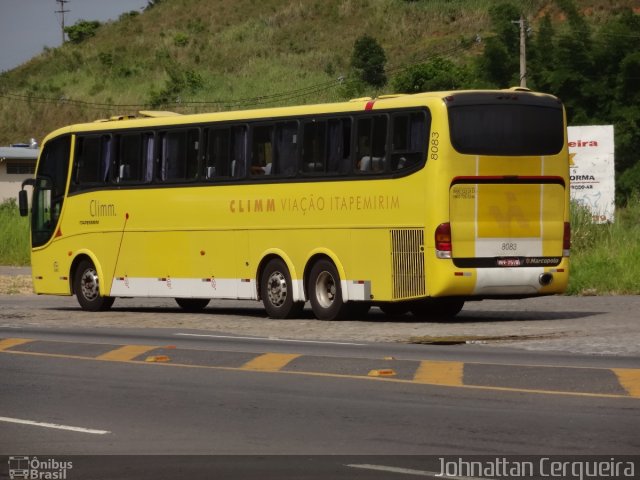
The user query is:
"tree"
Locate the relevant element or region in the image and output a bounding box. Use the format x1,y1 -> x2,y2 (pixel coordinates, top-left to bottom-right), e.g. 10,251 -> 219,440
393,57 -> 471,93
528,13 -> 555,92
477,3 -> 520,87
64,20 -> 101,44
350,35 -> 387,89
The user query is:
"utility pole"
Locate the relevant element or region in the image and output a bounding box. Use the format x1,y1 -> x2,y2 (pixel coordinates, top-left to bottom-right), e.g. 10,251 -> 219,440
512,15 -> 527,88
55,0 -> 70,44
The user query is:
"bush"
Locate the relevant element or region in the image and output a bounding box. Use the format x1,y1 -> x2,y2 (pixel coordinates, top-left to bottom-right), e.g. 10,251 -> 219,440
174,32 -> 189,47
393,57 -> 471,93
64,20 -> 101,44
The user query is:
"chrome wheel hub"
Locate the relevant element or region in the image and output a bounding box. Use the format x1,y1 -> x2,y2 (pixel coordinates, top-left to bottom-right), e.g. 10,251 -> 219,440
267,271 -> 287,307
80,268 -> 100,301
315,271 -> 336,308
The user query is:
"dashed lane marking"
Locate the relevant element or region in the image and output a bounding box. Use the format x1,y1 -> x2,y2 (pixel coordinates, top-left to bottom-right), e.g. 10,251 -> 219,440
95,344 -> 159,362
241,353 -> 301,372
612,368 -> 640,398
0,416 -> 110,435
1,337 -> 639,400
0,338 -> 34,351
413,360 -> 464,386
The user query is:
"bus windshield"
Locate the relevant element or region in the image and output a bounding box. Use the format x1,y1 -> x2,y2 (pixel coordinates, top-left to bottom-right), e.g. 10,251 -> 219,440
31,136 -> 71,247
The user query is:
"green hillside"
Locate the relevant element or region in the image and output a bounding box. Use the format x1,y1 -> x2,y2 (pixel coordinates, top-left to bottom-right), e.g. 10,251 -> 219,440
1,0 -> 639,200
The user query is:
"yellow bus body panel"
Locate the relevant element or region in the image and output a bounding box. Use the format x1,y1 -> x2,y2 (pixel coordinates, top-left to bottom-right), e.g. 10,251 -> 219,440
28,90 -> 570,304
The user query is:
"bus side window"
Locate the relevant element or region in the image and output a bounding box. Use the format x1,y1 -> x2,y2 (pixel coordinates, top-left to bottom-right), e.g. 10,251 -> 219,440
186,129 -> 199,180
204,126 -> 248,181
274,121 -> 298,176
159,129 -> 199,182
101,135 -> 112,183
391,111 -> 428,171
71,135 -> 112,192
115,133 -> 143,183
231,125 -> 247,179
143,133 -> 154,182
72,136 -> 100,190
356,115 -> 387,173
327,118 -> 351,175
251,125 -> 273,176
302,121 -> 326,173
205,128 -> 229,180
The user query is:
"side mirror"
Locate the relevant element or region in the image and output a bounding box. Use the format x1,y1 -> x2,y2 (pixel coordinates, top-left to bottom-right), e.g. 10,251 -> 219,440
19,178 -> 35,217
18,189 -> 29,217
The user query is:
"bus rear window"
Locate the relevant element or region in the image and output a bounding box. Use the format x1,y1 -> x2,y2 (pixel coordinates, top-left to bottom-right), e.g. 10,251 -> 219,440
448,104 -> 564,156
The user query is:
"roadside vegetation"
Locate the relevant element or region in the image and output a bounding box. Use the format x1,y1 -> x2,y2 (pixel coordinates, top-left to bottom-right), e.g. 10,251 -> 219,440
2,197 -> 639,294
567,196 -> 640,295
0,199 -> 30,266
1,0 -> 639,201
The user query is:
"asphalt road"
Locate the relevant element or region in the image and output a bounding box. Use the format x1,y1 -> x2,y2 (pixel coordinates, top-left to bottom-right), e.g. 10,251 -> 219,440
1,295 -> 639,479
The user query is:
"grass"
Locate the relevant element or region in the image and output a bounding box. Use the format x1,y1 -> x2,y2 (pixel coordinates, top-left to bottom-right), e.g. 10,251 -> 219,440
0,199 -> 30,266
567,197 -> 640,295
3,0 -> 637,145
2,197 -> 640,295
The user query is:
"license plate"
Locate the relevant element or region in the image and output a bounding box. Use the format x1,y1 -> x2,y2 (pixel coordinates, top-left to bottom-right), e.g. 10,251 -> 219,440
497,258 -> 522,267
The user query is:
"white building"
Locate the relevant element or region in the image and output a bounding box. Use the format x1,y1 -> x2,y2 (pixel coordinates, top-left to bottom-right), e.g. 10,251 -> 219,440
0,142 -> 39,203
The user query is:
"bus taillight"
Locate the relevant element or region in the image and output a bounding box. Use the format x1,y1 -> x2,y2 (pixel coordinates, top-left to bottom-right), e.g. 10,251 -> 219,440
435,222 -> 452,259
563,221 -> 571,257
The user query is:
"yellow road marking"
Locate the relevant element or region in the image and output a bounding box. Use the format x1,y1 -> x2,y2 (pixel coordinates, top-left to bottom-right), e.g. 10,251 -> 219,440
1,340 -> 639,400
612,368 -> 640,398
413,360 -> 464,386
241,353 -> 300,372
0,347 -> 637,400
96,345 -> 158,361
0,338 -> 34,351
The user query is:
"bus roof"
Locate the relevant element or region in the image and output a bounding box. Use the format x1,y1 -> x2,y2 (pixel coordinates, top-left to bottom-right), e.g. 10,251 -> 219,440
41,88 -> 560,143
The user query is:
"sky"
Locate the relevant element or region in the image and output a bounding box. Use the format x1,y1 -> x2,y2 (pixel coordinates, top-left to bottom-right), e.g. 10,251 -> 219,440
0,0 -> 150,73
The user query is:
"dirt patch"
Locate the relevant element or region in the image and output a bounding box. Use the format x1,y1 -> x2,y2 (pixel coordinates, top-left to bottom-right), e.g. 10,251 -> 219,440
0,275 -> 33,295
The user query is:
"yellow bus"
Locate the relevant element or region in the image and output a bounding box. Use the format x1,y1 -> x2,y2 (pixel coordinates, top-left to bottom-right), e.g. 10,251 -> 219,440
19,89 -> 570,320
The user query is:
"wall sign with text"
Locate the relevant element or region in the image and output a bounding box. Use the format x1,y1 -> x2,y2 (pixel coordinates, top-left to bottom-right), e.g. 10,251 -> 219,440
567,125 -> 615,223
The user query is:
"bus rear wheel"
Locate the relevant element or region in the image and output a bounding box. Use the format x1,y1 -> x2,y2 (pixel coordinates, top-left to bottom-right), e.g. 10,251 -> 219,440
175,298 -> 210,312
308,259 -> 349,320
260,258 -> 304,319
73,259 -> 114,312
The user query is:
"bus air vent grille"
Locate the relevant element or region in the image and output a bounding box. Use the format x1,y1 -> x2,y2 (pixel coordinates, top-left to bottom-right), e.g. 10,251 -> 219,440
390,229 -> 426,299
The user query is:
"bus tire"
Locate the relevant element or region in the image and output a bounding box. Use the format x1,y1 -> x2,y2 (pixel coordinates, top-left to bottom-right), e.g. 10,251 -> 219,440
308,259 -> 349,320
260,258 -> 304,319
175,298 -> 210,312
410,298 -> 464,320
74,259 -> 115,312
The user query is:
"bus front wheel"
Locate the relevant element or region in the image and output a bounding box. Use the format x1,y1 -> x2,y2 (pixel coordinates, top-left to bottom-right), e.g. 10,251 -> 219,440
260,258 -> 304,319
73,259 -> 115,312
308,259 -> 349,320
